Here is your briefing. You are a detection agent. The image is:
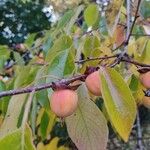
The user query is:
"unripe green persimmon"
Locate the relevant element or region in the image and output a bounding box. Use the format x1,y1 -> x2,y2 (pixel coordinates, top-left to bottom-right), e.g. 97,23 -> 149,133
85,71 -> 101,96
50,89 -> 78,117
140,71 -> 150,89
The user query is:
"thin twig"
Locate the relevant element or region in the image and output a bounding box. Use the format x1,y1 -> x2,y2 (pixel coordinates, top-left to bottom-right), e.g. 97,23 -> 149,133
121,57 -> 150,68
131,34 -> 150,37
125,0 -> 142,44
125,0 -> 132,45
75,54 -> 118,64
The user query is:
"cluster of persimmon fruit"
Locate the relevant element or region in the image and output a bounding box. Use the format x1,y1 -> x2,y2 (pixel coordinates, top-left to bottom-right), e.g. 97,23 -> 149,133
50,70 -> 150,118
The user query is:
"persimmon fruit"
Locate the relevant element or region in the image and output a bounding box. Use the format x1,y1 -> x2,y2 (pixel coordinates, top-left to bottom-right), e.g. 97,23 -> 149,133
115,25 -> 125,47
50,89 -> 78,117
139,71 -> 150,89
85,71 -> 101,96
142,96 -> 150,109
15,43 -> 26,52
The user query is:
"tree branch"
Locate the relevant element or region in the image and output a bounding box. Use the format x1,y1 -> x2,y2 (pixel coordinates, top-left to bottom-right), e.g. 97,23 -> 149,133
125,0 -> 142,44
121,57 -> 150,68
0,74 -> 86,98
125,0 -> 132,45
0,53 -> 150,98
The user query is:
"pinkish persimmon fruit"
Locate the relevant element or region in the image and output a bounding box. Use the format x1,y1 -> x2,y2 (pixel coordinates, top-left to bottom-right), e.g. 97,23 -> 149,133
114,25 -> 125,47
139,71 -> 150,89
15,43 -> 26,52
50,89 -> 78,117
142,96 -> 150,109
85,71 -> 101,96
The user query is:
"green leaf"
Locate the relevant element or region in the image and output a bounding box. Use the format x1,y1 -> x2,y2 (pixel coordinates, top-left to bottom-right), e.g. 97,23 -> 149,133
14,66 -> 38,88
40,110 -> 56,140
65,5 -> 84,34
84,4 -> 99,27
13,51 -> 25,66
43,36 -> 53,55
40,111 -> 50,140
57,10 -> 74,29
128,37 -> 150,64
129,74 -> 139,92
0,94 -> 27,138
46,36 -> 75,94
83,35 -> 101,58
36,89 -> 49,109
99,16 -> 109,36
25,33 -> 36,47
140,0 -> 150,19
47,50 -> 75,94
138,39 -> 150,64
0,46 -> 10,71
0,81 -> 9,115
0,126 -> 35,150
45,35 -> 73,62
30,97 -> 37,136
34,66 -> 50,110
66,85 -> 108,150
0,45 -> 10,58
100,67 -> 137,142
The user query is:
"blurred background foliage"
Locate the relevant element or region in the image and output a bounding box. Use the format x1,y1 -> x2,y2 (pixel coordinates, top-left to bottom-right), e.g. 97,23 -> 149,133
0,0 -> 150,150
0,0 -> 83,45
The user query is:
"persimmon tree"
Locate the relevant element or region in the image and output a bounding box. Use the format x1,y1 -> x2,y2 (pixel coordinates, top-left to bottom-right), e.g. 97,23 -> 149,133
0,0 -> 150,150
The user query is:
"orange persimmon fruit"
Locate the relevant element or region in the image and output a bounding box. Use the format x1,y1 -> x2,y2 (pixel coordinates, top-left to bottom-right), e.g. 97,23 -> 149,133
139,71 -> 150,89
142,96 -> 150,109
85,71 -> 101,96
50,89 -> 78,117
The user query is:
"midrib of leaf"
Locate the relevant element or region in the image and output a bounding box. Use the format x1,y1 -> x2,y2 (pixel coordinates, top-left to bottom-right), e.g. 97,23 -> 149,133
102,69 -> 128,114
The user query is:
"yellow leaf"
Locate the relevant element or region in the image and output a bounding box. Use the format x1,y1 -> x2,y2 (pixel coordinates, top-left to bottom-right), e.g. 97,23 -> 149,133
105,0 -> 124,35
100,67 -> 137,142
0,115 -> 4,127
45,137 -> 59,150
0,94 -> 27,138
37,142 -> 45,150
36,108 -> 45,126
37,137 -> 69,150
